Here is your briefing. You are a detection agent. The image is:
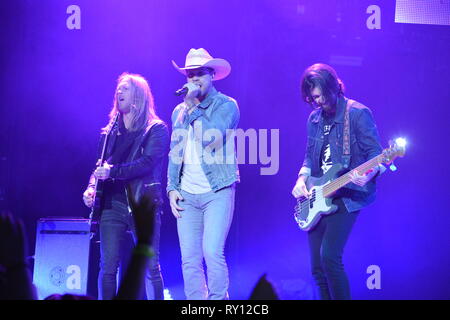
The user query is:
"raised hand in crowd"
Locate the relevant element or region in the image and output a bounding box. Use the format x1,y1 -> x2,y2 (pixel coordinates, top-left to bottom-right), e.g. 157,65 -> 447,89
114,188 -> 157,300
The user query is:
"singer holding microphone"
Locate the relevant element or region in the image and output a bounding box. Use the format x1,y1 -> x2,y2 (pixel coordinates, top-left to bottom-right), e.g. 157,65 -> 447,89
82,72 -> 169,300
168,48 -> 240,300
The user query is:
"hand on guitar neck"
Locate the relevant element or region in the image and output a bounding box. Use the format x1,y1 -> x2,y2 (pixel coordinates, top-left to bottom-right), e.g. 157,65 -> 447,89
348,166 -> 380,187
94,161 -> 113,180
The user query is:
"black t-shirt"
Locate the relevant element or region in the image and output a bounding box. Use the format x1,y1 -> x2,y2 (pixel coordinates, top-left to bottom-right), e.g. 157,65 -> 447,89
102,123 -> 142,209
320,115 -> 334,176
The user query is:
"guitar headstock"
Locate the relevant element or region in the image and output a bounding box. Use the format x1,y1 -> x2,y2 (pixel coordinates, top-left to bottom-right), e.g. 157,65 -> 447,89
105,112 -> 120,135
381,138 -> 406,165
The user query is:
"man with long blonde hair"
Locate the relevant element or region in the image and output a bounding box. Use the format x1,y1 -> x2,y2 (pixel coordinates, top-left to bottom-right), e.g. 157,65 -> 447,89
83,72 -> 169,300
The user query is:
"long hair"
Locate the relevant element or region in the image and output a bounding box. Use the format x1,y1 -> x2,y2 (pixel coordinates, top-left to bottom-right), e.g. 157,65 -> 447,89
300,63 -> 345,108
103,72 -> 160,133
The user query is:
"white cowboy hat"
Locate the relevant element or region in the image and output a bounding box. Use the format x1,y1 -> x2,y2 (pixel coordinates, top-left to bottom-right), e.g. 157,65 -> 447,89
172,48 -> 231,81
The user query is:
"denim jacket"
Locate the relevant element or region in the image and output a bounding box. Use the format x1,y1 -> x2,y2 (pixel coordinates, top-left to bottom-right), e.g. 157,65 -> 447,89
299,96 -> 383,213
167,87 -> 240,194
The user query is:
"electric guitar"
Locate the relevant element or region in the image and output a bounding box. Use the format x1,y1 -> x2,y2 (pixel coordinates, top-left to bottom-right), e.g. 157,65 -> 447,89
89,113 -> 120,225
294,141 -> 406,231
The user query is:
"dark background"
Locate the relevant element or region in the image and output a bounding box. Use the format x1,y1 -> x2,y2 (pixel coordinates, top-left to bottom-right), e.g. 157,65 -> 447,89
1,0 -> 449,299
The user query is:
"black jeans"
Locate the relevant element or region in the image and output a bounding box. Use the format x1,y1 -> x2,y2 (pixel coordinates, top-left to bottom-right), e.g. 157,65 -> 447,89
98,199 -> 164,300
307,199 -> 358,300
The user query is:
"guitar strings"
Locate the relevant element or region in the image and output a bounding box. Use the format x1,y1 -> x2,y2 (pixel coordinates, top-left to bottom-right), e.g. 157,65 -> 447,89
322,156 -> 382,196
296,152 -> 393,225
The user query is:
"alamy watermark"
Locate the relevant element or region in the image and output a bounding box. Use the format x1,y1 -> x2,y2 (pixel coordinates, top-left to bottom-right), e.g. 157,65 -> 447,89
366,265 -> 381,290
170,121 -> 280,175
66,5 -> 81,30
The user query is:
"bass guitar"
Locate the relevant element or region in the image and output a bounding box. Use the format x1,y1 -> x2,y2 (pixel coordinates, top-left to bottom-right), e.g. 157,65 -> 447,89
294,140 -> 406,231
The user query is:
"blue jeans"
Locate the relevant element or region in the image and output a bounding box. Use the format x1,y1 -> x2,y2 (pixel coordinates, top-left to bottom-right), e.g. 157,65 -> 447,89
307,199 -> 358,300
98,200 -> 164,300
177,185 -> 235,300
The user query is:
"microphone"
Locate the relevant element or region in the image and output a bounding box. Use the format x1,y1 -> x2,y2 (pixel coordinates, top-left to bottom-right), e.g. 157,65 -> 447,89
174,87 -> 188,96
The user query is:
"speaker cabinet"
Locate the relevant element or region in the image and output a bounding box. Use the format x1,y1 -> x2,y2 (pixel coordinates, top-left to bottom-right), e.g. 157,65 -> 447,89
32,217 -> 92,300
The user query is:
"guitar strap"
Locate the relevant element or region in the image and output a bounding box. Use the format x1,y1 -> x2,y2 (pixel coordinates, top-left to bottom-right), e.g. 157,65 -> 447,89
342,98 -> 353,169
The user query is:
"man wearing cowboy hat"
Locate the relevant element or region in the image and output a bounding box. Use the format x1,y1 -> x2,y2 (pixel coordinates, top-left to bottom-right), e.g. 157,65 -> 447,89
167,48 -> 240,300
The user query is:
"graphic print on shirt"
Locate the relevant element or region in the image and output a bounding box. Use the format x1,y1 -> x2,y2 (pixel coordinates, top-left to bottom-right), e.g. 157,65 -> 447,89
321,124 -> 333,174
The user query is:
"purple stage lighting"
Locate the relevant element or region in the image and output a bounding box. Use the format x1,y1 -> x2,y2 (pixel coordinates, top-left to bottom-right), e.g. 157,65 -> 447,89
395,0 -> 450,26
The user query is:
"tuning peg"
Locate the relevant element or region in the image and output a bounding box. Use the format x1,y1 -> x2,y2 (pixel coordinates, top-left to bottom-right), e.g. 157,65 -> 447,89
389,162 -> 397,172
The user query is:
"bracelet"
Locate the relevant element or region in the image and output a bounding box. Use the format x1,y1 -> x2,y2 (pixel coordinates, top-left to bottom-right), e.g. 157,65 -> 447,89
133,244 -> 155,259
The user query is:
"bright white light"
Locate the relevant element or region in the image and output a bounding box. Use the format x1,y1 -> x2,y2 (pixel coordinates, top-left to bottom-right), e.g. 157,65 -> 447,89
395,137 -> 407,148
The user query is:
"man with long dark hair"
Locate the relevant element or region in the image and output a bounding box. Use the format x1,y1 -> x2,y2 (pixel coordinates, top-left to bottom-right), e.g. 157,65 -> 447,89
292,63 -> 385,299
82,73 -> 169,300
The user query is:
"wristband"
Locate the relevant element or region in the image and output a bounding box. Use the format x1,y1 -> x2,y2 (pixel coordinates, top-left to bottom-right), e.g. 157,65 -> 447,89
133,244 -> 155,259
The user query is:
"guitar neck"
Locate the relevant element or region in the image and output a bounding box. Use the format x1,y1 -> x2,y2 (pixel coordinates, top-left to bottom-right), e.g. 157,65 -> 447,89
97,114 -> 119,168
93,115 -> 119,192
323,154 -> 383,197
